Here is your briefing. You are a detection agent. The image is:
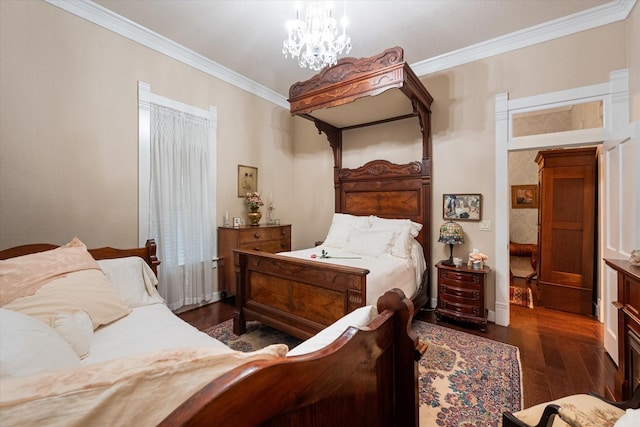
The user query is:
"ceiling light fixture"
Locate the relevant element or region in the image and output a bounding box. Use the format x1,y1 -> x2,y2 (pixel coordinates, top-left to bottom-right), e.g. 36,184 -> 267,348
282,2 -> 352,71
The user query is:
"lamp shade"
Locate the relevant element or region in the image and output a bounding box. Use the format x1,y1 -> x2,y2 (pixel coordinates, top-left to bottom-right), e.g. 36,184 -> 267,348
438,221 -> 464,245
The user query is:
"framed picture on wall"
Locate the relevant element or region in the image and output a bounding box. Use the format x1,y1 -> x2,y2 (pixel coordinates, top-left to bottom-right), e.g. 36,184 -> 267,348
238,165 -> 258,197
443,193 -> 481,221
511,185 -> 538,209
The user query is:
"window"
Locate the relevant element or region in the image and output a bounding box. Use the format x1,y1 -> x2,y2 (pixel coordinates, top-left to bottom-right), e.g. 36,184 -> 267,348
138,82 -> 217,310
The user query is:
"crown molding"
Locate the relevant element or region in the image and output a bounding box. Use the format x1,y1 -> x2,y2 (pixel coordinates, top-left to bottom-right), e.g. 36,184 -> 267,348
46,0 -> 635,106
45,0 -> 289,109
411,0 -> 636,76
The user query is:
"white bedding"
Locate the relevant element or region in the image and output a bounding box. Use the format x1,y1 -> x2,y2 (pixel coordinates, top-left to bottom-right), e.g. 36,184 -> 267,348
84,303 -> 231,365
278,242 -> 424,305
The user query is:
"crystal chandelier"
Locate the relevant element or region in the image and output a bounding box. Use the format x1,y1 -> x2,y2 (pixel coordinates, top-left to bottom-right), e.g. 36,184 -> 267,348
282,2 -> 352,71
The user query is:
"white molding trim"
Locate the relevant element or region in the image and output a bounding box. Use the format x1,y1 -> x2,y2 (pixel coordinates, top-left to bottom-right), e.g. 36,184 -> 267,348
412,0 -> 635,75
46,0 -> 288,109
494,92 -> 510,327
46,0 -> 635,104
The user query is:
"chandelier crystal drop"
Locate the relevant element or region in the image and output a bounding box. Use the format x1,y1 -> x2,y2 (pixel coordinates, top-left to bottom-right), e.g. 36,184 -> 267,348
282,2 -> 352,71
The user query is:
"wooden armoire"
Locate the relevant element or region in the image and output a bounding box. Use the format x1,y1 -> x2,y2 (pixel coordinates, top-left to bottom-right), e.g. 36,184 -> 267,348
536,147 -> 597,315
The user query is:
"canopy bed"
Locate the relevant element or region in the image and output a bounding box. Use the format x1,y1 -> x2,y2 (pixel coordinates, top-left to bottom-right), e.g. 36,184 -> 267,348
234,46 -> 434,340
0,239 -> 422,426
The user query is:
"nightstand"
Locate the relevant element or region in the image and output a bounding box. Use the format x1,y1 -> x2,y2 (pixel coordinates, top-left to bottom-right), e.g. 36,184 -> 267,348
217,224 -> 291,299
435,261 -> 489,331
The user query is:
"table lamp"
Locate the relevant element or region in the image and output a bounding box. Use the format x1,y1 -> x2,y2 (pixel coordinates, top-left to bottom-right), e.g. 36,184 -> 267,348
438,221 -> 464,265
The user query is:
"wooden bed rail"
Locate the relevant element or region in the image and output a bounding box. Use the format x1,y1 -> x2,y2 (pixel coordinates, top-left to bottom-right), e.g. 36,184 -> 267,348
0,239 -> 160,276
160,289 -> 419,427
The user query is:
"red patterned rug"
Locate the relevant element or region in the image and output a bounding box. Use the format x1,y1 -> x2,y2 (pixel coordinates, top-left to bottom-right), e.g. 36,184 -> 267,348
206,319 -> 522,426
414,321 -> 522,426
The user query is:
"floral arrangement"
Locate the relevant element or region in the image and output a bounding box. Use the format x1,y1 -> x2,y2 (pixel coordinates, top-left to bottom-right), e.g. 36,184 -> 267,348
245,191 -> 264,210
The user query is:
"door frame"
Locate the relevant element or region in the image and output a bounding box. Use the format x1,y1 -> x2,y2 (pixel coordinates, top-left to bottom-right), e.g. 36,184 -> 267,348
494,69 -> 629,329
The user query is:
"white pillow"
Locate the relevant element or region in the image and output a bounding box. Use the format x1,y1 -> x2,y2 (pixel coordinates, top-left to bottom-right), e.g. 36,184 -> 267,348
98,257 -> 164,308
614,408 -> 640,427
50,311 -> 93,359
343,228 -> 396,258
369,216 -> 422,237
0,308 -> 81,378
369,216 -> 423,259
323,213 -> 371,249
287,305 -> 378,356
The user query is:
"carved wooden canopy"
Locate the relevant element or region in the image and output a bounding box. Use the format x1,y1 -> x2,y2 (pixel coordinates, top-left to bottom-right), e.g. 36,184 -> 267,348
287,46 -> 433,171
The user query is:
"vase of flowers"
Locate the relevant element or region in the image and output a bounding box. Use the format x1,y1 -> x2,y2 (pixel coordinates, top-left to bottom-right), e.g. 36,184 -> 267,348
245,191 -> 264,226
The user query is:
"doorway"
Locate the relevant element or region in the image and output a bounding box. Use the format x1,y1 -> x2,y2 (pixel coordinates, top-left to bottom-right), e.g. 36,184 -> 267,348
493,69 -> 630,332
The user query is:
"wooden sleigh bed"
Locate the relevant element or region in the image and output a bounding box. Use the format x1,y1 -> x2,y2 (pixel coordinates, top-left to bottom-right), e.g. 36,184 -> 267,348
0,240 -> 422,426
234,47 -> 434,340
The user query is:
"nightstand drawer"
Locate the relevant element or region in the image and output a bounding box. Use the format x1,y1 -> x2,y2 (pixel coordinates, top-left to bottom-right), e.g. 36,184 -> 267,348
239,239 -> 290,253
439,284 -> 481,301
238,227 -> 290,244
438,300 -> 482,317
438,268 -> 481,285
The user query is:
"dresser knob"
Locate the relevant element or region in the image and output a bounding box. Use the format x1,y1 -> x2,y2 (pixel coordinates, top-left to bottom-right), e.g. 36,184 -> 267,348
254,247 -> 260,251
253,233 -> 260,239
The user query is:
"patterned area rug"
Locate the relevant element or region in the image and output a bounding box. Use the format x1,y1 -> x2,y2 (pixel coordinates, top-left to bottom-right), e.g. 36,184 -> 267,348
414,321 -> 522,426
206,319 -> 522,426
510,285 -> 534,308
205,320 -> 303,352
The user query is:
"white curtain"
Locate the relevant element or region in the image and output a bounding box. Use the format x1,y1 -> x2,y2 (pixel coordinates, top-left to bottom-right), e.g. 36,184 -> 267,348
150,103 -> 213,310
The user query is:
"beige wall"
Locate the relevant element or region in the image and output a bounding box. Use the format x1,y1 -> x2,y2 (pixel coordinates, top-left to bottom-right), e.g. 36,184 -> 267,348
0,1 -> 293,250
509,150 -> 538,245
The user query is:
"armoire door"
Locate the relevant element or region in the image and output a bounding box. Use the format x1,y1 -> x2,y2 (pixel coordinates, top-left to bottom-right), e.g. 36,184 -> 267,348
537,147 -> 597,315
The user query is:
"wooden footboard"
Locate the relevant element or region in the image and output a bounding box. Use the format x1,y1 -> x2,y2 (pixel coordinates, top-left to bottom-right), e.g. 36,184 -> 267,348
233,249 -> 369,340
161,288 -> 419,427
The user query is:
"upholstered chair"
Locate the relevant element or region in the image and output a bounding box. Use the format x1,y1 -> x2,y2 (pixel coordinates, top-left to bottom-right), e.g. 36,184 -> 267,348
502,387 -> 640,427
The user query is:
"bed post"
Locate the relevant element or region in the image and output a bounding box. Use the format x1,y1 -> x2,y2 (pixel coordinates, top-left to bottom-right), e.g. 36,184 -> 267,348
377,288 -> 421,425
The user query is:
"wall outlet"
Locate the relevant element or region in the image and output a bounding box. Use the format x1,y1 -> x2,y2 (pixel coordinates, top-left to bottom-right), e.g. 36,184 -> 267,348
479,220 -> 492,231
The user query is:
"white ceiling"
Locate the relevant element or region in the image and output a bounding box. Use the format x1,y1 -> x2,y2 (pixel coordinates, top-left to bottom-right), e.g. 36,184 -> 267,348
78,0 -> 632,102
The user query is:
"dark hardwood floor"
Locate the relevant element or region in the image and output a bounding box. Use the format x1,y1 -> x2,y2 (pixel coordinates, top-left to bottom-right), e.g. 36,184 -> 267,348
179,294 -> 617,410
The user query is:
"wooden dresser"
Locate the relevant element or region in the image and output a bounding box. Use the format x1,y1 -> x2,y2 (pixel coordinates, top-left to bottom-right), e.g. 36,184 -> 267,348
605,258 -> 640,400
435,262 -> 490,331
218,224 -> 291,298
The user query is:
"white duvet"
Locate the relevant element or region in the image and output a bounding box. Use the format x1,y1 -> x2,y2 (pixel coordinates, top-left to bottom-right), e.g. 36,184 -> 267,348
278,242 -> 425,305
83,303 -> 231,364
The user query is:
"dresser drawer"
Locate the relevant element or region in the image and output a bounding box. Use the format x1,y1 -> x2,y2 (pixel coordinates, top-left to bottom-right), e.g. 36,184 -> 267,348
238,226 -> 290,245
239,239 -> 290,253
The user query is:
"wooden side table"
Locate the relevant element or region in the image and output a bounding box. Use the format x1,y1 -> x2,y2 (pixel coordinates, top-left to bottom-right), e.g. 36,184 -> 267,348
435,262 -> 490,331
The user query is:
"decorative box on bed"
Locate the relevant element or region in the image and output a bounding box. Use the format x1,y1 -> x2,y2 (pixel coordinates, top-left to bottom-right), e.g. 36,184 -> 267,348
234,47 -> 434,340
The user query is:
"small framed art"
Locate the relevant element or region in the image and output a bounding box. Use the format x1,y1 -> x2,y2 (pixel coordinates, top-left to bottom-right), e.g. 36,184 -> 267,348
238,165 -> 258,197
511,185 -> 538,209
443,193 -> 481,221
